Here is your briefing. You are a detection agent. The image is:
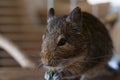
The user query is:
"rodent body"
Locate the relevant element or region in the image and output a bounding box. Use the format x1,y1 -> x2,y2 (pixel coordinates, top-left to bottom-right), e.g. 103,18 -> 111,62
41,7 -> 113,80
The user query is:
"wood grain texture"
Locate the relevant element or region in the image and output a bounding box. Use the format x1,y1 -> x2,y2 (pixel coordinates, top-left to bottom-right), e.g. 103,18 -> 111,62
0,68 -> 46,80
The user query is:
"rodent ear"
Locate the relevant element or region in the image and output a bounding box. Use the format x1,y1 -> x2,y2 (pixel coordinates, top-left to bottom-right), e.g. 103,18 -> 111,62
66,7 -> 82,25
47,8 -> 55,23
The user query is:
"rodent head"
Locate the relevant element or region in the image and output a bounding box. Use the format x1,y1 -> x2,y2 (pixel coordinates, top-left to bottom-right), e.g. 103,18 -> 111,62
41,7 -> 88,69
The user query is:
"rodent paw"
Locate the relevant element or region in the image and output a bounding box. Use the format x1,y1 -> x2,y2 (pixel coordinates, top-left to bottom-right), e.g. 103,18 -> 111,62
52,71 -> 62,80
80,76 -> 89,80
44,71 -> 62,80
44,71 -> 51,80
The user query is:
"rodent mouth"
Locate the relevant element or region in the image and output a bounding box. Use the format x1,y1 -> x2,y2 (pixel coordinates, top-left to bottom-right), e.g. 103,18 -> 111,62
43,59 -> 70,70
45,65 -> 63,71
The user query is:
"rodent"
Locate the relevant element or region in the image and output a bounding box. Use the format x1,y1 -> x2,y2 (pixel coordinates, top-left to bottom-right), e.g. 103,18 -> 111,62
40,7 -> 113,80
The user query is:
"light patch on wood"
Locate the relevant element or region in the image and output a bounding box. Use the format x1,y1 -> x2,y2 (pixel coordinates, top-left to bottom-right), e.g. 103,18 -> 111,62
0,35 -> 36,68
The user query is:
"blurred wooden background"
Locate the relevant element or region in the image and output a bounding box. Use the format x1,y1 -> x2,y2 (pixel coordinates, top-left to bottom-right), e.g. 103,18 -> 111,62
0,0 -> 110,69
0,0 -> 119,80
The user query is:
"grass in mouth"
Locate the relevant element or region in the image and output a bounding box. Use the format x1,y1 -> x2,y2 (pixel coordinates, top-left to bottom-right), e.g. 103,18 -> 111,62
50,69 -> 54,80
44,69 -> 54,80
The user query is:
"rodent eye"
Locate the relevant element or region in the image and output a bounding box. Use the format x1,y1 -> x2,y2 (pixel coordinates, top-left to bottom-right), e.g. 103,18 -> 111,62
57,38 -> 66,46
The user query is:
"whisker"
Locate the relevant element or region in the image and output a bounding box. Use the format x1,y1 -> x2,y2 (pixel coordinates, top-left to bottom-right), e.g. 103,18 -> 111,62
87,54 -> 112,60
61,54 -> 112,61
38,63 -> 44,69
64,58 -> 107,63
78,60 -> 106,63
30,63 -> 44,73
60,55 -> 112,65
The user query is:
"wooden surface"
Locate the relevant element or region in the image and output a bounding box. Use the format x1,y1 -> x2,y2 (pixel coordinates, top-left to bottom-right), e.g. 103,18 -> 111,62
0,67 -> 120,80
0,0 -> 44,68
0,68 -> 46,80
0,0 -> 42,67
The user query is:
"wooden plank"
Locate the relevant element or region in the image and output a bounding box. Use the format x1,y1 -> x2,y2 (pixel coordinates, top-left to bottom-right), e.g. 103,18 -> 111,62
12,39 -> 41,43
0,20 -> 31,25
0,51 -> 40,58
15,43 -> 40,48
0,68 -> 46,80
0,10 -> 27,15
14,42 -> 41,46
54,0 -> 70,16
0,23 -> 33,25
0,5 -> 25,9
0,59 -> 20,67
77,2 -> 92,13
1,34 -> 41,40
0,67 -> 120,80
0,14 -> 28,17
0,9 -> 26,13
0,18 -> 32,24
20,47 -> 40,51
0,31 -> 43,34
0,0 -> 24,6
0,3 -> 23,6
0,26 -> 45,32
0,56 -> 40,67
0,30 -> 43,33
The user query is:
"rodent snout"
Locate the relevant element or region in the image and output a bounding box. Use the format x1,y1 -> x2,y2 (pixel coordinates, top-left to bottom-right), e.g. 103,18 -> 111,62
41,54 -> 58,67
41,57 -> 50,66
42,60 -> 49,66
41,58 -> 55,67
41,53 -> 54,67
40,47 -> 59,67
40,51 -> 50,65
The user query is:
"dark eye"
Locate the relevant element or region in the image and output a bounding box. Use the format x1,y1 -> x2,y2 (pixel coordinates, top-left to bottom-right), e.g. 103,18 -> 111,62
57,38 -> 66,46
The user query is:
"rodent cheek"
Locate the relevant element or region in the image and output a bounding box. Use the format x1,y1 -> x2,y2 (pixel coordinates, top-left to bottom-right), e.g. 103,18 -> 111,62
41,48 -> 49,64
41,48 -> 56,66
41,53 -> 50,66
59,43 -> 75,51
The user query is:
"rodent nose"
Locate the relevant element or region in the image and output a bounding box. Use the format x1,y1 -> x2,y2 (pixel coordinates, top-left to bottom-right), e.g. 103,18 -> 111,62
43,61 -> 52,66
43,62 -> 49,66
42,59 -> 50,66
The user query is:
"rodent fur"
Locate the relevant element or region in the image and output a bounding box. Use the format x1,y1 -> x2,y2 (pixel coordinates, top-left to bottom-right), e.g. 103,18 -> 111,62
41,7 -> 113,79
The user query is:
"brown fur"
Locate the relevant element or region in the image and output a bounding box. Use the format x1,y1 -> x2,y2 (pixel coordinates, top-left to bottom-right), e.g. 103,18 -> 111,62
40,7 -> 113,79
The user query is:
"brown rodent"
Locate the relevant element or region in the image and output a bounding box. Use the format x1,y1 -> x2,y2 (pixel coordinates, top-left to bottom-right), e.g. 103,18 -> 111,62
40,7 -> 113,80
